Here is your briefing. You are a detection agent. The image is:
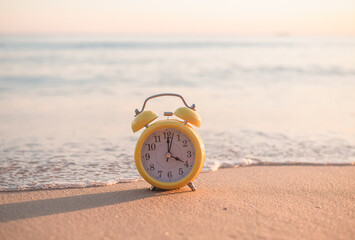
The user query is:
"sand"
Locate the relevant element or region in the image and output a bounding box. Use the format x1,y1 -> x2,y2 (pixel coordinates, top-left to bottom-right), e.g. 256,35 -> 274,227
0,166 -> 354,240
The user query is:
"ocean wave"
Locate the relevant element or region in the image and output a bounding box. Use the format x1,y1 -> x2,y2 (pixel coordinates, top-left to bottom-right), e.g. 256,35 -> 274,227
1,131 -> 354,192
0,160 -> 353,192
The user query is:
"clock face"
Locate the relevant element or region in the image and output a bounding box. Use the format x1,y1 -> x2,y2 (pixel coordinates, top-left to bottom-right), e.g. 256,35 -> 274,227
141,127 -> 196,183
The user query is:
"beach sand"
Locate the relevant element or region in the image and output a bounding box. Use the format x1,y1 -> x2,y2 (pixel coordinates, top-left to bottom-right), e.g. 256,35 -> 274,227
0,166 -> 354,240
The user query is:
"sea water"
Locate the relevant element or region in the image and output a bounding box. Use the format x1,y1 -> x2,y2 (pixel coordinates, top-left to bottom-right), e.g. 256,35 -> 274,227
0,35 -> 354,191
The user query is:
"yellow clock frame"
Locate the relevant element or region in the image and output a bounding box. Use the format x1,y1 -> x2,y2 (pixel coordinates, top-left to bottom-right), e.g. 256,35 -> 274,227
135,119 -> 205,190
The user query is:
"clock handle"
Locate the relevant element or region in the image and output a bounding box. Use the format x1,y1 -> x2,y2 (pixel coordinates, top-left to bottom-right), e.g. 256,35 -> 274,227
135,93 -> 196,116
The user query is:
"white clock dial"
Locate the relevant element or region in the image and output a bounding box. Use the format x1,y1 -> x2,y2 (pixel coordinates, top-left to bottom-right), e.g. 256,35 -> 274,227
141,128 -> 196,183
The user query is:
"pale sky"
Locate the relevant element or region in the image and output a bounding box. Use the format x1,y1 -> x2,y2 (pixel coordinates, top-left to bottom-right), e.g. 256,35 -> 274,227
0,0 -> 354,35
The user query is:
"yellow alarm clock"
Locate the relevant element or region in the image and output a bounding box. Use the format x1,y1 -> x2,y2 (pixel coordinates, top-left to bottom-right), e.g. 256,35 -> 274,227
131,93 -> 205,191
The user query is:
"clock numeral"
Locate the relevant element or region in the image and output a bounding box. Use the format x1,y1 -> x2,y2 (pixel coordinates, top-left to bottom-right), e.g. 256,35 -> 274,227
145,143 -> 156,151
184,161 -> 189,167
158,171 -> 162,178
182,140 -> 188,147
179,168 -> 183,175
167,171 -> 172,178
154,135 -> 161,143
163,131 -> 172,139
187,151 -> 192,158
144,153 -> 150,160
150,164 -> 155,171
177,134 -> 181,141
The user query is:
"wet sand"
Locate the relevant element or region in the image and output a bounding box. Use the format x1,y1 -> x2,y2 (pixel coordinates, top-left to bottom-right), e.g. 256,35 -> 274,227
0,166 -> 354,239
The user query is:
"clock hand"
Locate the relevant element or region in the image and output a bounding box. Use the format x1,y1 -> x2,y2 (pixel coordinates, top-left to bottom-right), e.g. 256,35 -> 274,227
166,133 -> 175,162
166,135 -> 170,162
168,133 -> 174,152
170,155 -> 184,162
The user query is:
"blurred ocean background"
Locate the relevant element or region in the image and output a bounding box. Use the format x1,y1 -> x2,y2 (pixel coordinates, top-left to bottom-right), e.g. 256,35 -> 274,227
1,35 -> 354,191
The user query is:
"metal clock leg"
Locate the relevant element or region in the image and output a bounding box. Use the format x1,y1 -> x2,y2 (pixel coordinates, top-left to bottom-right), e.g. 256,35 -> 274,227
187,182 -> 196,191
150,183 -> 197,191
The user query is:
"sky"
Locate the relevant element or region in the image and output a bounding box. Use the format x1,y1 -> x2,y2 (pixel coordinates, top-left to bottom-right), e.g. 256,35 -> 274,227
0,0 -> 354,35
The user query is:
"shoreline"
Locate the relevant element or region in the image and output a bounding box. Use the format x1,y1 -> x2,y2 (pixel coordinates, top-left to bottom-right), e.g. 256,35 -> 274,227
1,166 -> 354,239
1,162 -> 354,192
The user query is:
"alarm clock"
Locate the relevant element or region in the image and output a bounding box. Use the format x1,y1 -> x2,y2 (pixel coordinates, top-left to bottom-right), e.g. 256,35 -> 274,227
131,93 -> 205,191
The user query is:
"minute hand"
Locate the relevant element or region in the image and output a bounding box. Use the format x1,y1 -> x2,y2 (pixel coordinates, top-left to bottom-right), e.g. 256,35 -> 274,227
168,133 -> 174,152
166,135 -> 170,162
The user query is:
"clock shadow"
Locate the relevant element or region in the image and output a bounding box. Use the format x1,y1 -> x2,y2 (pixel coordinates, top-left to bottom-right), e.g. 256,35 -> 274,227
148,187 -> 193,195
0,187 -> 193,222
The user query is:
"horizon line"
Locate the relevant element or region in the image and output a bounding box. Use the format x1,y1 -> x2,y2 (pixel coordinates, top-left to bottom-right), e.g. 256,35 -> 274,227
1,32 -> 355,38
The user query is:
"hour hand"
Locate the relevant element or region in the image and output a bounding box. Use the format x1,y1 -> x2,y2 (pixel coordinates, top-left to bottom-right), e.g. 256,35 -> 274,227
171,156 -> 184,162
